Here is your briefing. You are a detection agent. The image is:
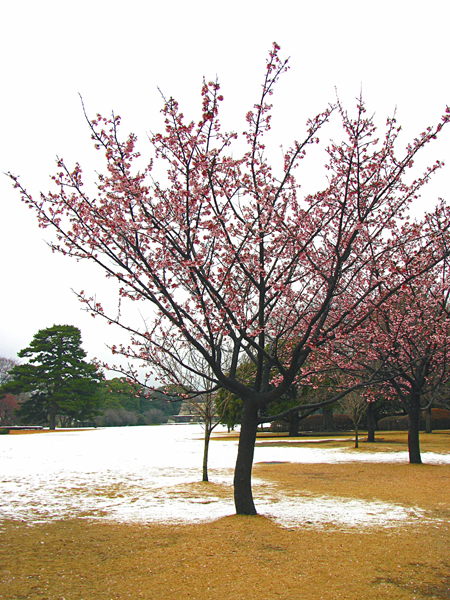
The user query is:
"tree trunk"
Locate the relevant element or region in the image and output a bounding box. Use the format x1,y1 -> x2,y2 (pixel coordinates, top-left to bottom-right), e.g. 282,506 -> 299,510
234,400 -> 258,515
322,404 -> 334,431
354,422 -> 359,448
425,406 -> 432,434
288,411 -> 300,437
408,394 -> 422,464
366,401 -> 375,443
49,405 -> 56,431
202,424 -> 211,482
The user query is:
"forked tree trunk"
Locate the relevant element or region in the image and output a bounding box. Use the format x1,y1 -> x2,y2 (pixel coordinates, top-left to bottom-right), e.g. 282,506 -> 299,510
234,400 -> 258,515
202,425 -> 211,482
366,401 -> 375,443
408,394 -> 422,464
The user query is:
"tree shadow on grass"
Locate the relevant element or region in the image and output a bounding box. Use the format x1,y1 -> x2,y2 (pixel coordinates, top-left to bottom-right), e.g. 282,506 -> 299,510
373,562 -> 450,599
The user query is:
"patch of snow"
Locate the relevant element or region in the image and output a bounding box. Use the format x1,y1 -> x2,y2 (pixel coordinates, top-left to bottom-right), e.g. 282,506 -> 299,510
258,495 -> 425,529
256,445 -> 450,465
0,425 -> 445,528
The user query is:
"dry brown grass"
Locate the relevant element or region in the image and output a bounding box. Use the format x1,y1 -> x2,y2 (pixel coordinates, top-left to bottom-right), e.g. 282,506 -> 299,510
1,430 -> 449,600
1,518 -> 449,600
251,429 -> 450,453
7,429 -> 94,435
253,461 -> 450,514
253,431 -> 450,513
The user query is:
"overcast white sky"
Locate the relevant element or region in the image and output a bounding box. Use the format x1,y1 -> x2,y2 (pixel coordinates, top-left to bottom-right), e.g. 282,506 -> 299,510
1,0 -> 449,379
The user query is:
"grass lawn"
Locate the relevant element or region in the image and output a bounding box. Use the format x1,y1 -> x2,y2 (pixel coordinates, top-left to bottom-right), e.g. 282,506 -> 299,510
1,430 -> 449,600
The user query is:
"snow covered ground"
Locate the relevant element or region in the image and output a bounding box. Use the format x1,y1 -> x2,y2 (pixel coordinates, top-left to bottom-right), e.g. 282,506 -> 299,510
1,425 -> 447,528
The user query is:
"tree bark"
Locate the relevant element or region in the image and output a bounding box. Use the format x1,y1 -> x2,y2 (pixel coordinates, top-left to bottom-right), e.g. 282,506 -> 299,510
354,422 -> 359,448
49,405 -> 56,431
202,424 -> 211,482
425,406 -> 432,434
366,401 -> 375,443
234,400 -> 258,515
322,404 -> 334,431
408,394 -> 422,464
288,411 -> 300,437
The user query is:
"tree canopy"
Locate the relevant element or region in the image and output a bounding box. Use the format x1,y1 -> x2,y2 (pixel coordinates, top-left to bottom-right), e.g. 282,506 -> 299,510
9,44 -> 450,513
4,325 -> 102,429
329,259 -> 450,463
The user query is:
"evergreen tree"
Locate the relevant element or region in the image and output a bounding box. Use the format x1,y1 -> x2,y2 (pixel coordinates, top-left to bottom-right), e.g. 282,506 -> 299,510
5,325 -> 102,429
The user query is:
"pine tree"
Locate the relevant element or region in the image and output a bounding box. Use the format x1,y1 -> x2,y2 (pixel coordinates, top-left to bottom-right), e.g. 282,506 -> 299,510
6,325 -> 102,429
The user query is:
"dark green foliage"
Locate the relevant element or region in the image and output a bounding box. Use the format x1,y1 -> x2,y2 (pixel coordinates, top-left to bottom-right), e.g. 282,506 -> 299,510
217,354 -> 337,435
97,378 -> 141,412
140,387 -> 182,416
364,395 -> 405,428
4,325 -> 102,429
270,413 -> 354,432
217,392 -> 243,430
219,360 -> 407,436
95,378 -> 180,426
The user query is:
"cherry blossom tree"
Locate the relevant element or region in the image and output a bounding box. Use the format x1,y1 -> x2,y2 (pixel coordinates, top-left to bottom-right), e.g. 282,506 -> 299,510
8,44 -> 450,513
331,250 -> 450,464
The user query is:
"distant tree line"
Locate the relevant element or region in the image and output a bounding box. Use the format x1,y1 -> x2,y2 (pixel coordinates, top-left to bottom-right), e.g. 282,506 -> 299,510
94,378 -> 180,427
0,325 -> 181,429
